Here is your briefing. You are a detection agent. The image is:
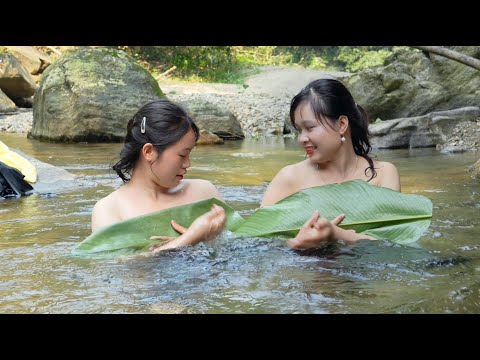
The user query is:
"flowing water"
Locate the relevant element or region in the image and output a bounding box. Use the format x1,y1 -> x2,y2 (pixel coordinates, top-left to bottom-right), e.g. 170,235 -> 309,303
1,133 -> 479,313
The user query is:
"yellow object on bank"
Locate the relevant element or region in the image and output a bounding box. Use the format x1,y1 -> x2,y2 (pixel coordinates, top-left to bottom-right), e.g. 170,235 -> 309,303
0,140 -> 37,183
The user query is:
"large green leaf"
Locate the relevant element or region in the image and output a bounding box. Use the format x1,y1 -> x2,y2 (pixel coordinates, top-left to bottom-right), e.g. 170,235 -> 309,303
73,180 -> 432,255
72,198 -> 245,255
234,180 -> 432,245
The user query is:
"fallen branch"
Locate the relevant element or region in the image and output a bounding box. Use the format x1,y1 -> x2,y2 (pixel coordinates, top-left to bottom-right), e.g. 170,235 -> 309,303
157,66 -> 177,79
412,46 -> 480,71
46,46 -> 62,56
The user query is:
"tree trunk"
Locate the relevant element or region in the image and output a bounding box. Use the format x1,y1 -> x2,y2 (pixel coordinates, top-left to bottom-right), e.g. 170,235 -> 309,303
412,46 -> 480,71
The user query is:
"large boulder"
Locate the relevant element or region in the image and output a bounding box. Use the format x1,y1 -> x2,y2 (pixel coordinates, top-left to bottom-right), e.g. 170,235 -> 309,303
369,107 -> 480,149
0,89 -> 16,113
30,48 -> 165,142
3,46 -> 52,75
197,129 -> 224,145
344,47 -> 480,121
179,98 -> 243,139
468,159 -> 480,180
0,53 -> 37,99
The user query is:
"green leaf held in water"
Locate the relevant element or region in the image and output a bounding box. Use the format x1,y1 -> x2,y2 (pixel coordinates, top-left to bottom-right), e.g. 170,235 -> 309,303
234,180 -> 432,245
72,198 -> 244,255
73,180 -> 432,256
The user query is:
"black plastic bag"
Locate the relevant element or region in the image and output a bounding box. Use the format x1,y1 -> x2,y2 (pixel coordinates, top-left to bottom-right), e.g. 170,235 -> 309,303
0,161 -> 34,199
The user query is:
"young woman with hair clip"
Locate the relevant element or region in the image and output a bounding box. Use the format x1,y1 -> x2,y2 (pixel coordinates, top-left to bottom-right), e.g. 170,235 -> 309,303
92,99 -> 226,253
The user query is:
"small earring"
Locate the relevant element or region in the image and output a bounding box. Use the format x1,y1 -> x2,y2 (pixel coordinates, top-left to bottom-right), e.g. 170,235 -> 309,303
141,117 -> 146,134
341,135 -> 346,142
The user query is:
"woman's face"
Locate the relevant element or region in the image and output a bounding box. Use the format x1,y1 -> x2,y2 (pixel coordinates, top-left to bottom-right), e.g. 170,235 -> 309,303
150,129 -> 197,188
294,102 -> 342,163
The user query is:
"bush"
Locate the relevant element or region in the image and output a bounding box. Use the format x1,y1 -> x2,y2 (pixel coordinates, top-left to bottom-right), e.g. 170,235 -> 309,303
112,46 -> 409,83
336,46 -> 394,72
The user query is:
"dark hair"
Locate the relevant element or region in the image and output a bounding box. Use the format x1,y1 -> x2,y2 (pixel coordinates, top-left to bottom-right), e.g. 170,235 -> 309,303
290,78 -> 376,180
113,99 -> 200,182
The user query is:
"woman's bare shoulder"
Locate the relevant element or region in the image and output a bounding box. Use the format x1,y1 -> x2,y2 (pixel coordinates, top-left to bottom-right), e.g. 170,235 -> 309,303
374,160 -> 398,173
92,189 -> 122,213
185,178 -> 215,189
261,162 -> 306,206
91,189 -> 125,232
373,160 -> 400,191
275,162 -> 305,181
184,179 -> 223,200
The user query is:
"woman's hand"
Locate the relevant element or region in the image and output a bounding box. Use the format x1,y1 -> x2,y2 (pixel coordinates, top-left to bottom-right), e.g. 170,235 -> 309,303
149,220 -> 189,244
333,224 -> 376,243
184,204 -> 226,243
150,204 -> 226,253
287,210 -> 375,250
286,210 -> 340,250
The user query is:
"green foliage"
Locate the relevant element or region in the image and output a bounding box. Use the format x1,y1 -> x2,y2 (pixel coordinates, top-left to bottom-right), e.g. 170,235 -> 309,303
112,46 -> 333,83
234,46 -> 293,65
336,46 -> 393,72
108,46 -> 415,83
334,46 -> 416,72
274,46 -> 330,69
114,46 -> 245,83
73,180 -> 433,256
234,46 -> 329,69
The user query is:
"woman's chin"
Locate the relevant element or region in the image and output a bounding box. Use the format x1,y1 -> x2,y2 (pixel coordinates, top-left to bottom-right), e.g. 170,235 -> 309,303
172,176 -> 185,187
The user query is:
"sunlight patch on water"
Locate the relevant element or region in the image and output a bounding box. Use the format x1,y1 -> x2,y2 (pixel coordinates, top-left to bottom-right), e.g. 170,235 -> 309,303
189,166 -> 218,171
230,153 -> 265,158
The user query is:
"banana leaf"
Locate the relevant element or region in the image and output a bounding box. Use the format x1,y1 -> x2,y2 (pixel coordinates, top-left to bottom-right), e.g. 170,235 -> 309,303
73,180 -> 432,256
72,198 -> 245,255
233,180 -> 432,245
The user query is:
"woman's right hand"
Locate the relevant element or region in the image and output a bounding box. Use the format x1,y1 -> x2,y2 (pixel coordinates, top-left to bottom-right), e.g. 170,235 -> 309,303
150,204 -> 226,253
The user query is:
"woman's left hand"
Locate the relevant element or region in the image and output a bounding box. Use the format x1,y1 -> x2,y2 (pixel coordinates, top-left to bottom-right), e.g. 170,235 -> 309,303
287,210 -> 344,250
287,210 -> 375,250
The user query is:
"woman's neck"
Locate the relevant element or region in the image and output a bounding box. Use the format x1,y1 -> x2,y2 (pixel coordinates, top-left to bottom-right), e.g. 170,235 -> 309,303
128,165 -> 172,197
316,144 -> 359,182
